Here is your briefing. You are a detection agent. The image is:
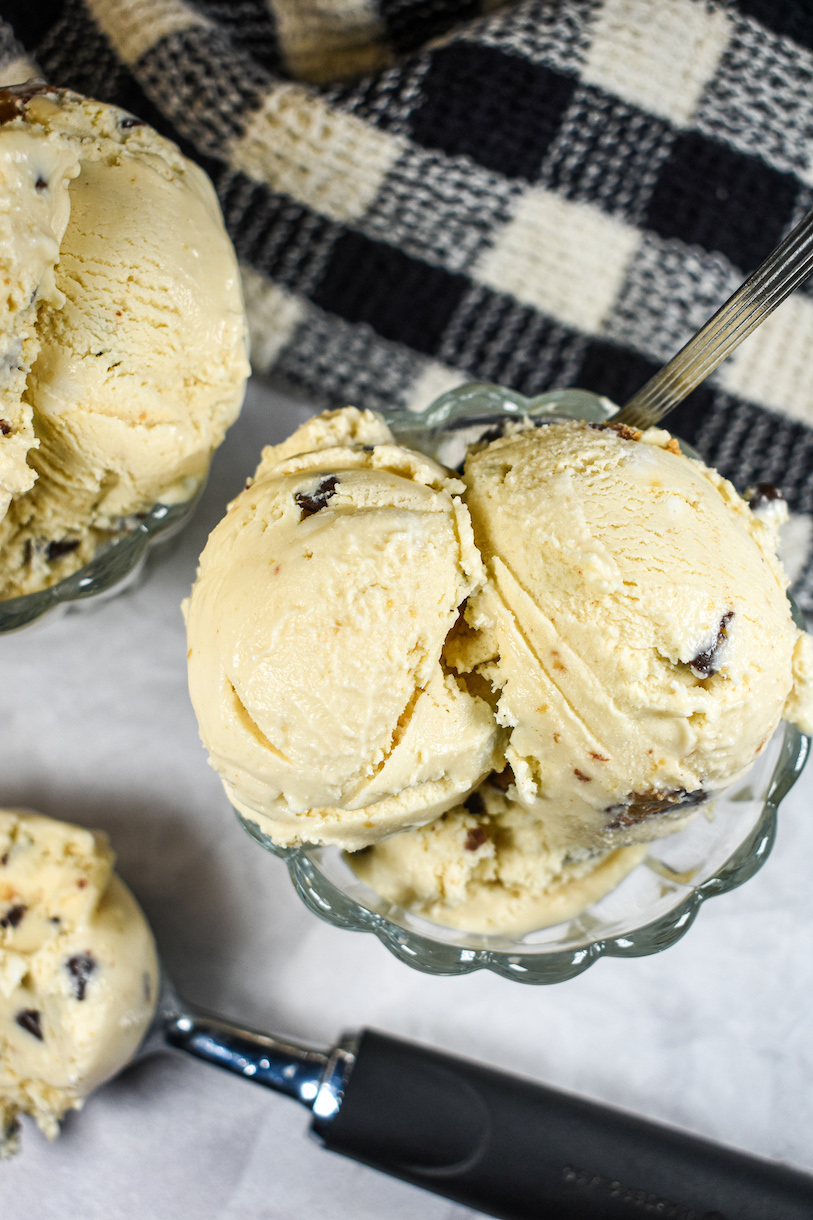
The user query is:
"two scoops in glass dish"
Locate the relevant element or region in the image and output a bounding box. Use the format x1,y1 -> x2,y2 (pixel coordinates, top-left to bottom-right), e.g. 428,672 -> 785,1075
182,382 -> 813,984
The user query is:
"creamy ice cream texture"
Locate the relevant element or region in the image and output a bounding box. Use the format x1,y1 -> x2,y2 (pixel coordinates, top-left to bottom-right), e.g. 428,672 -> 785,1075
444,421 -> 813,855
0,83 -> 250,598
0,86 -> 78,520
185,408 -> 504,849
0,809 -> 158,1155
186,410 -> 813,934
350,781 -> 648,936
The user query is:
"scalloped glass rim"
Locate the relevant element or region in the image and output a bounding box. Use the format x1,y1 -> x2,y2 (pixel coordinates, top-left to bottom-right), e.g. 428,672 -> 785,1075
240,718 -> 807,983
235,384 -> 811,983
0,487 -> 204,634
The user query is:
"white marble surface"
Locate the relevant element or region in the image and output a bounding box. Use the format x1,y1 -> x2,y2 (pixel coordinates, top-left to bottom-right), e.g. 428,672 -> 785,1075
1,379 -> 813,1219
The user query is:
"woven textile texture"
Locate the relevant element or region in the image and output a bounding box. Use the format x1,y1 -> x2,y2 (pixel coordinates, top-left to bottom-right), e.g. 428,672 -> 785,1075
5,0 -> 813,604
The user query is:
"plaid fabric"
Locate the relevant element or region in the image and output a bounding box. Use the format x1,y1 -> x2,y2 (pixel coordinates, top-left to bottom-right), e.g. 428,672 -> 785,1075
4,0 -> 813,604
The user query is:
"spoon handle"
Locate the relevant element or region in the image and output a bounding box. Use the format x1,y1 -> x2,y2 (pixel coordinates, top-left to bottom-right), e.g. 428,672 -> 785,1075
614,207 -> 813,430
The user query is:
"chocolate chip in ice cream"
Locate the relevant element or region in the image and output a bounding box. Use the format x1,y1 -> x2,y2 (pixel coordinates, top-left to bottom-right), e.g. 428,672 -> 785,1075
747,483 -> 784,512
689,612 -> 734,678
0,419 -> 11,435
605,788 -> 707,830
0,81 -> 53,125
464,826 -> 488,851
464,791 -> 485,815
67,954 -> 97,1001
119,115 -> 146,129
15,1010 -> 43,1040
488,765 -> 515,791
46,538 -> 81,562
295,475 -> 339,519
0,904 -> 26,929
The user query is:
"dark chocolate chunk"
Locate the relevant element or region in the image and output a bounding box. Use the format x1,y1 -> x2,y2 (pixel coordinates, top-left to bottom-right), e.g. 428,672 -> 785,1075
295,475 -> 340,518
0,904 -> 26,929
67,953 -> 96,1001
605,787 -> 707,830
120,116 -> 146,129
0,852 -> 8,866
16,1009 -> 43,1040
35,176 -> 48,192
0,418 -> 10,435
747,482 -> 784,511
464,826 -> 488,851
689,611 -> 734,677
47,538 -> 81,562
574,768 -> 592,782
464,791 -> 485,815
22,539 -> 33,565
0,81 -> 54,125
488,764 -> 515,791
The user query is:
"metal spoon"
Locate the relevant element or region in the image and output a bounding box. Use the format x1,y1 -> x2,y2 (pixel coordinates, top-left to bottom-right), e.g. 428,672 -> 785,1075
133,966 -> 813,1220
614,207 -> 813,430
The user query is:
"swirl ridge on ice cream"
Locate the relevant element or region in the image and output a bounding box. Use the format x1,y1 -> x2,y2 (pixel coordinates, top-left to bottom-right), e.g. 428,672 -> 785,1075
185,408 -> 505,848
186,408 -> 813,933
0,82 -> 250,598
445,420 -> 813,854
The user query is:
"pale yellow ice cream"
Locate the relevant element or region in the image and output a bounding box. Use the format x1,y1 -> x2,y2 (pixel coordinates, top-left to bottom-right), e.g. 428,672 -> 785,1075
0,809 -> 158,1155
446,420 -> 813,857
0,84 -> 79,518
0,83 -> 250,598
185,408 -> 504,848
349,780 -> 647,936
187,409 -> 813,935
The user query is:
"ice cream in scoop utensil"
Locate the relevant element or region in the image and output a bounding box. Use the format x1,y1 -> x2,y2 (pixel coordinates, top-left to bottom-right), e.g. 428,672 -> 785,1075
139,969 -> 813,1220
614,206 -> 813,431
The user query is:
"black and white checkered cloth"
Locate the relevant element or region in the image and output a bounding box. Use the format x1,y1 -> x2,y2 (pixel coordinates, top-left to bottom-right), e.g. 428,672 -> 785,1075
5,0 -> 813,604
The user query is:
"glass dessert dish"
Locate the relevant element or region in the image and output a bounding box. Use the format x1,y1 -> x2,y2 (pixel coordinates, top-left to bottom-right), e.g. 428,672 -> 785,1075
235,384 -> 811,982
0,490 -> 203,634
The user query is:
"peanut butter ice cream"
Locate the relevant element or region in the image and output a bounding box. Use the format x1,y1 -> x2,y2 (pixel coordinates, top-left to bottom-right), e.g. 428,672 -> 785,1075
446,421 -> 813,860
186,408 -> 813,935
349,779 -> 647,936
185,408 -> 504,848
0,83 -> 250,598
0,809 -> 158,1155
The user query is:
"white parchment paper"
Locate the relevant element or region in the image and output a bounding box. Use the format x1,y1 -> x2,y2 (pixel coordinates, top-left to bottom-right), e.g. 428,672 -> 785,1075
1,380 -> 812,1219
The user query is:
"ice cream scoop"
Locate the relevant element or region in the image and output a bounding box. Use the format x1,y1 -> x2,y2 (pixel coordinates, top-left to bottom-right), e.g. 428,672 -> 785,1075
0,82 -> 250,599
3,808 -> 811,1220
185,407 -> 504,849
445,419 -> 813,860
348,780 -> 647,936
0,809 -> 158,1154
0,83 -> 78,520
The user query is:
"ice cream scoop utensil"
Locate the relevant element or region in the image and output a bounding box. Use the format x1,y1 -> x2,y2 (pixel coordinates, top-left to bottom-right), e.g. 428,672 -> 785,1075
614,206 -> 813,430
143,973 -> 813,1220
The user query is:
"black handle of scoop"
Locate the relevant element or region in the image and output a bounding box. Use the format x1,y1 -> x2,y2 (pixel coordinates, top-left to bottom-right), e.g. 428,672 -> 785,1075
312,1029 -> 813,1220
